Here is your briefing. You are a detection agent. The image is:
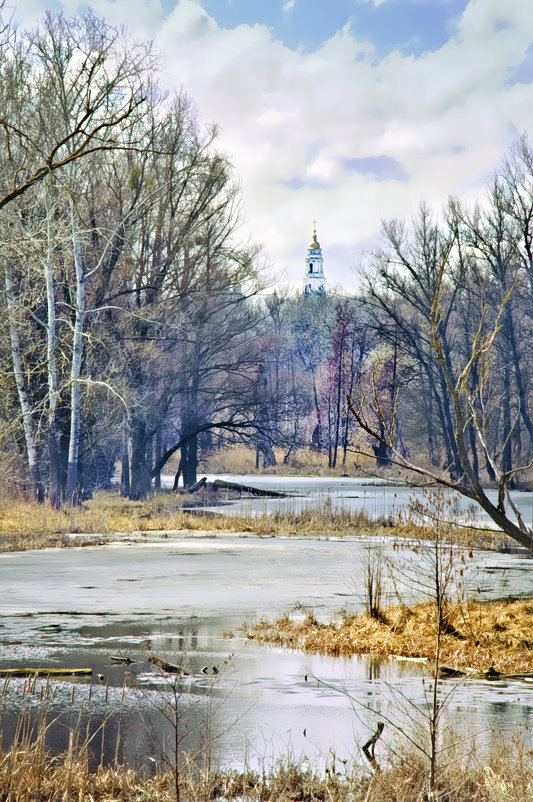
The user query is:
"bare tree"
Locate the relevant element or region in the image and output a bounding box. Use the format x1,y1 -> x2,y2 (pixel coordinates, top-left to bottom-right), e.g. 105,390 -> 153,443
0,11 -> 151,212
353,203 -> 533,552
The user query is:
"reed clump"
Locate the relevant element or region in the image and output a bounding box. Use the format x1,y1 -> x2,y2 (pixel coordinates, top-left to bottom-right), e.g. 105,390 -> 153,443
204,443 -> 380,476
0,734 -> 532,800
0,713 -> 163,801
246,598 -> 533,673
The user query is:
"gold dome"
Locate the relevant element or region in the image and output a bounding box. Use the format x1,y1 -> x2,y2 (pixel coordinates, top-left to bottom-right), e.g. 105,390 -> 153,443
309,226 -> 320,249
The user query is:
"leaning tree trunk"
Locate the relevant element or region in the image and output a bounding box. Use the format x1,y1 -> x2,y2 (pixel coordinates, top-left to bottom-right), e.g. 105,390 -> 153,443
4,263 -> 44,502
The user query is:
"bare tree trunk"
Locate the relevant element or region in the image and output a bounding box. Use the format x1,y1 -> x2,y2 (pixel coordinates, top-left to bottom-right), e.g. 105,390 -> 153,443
145,432 -> 153,478
4,263 -> 44,501
502,363 -> 513,478
332,341 -> 344,469
154,428 -> 162,491
257,440 -> 276,468
342,331 -> 360,466
130,417 -> 149,500
181,433 -> 198,487
65,198 -> 85,503
312,375 -> 322,452
120,428 -> 130,497
327,387 -> 333,468
504,303 -> 533,449
437,373 -> 462,475
173,456 -> 183,491
468,422 -> 479,481
422,370 -> 438,467
43,187 -> 61,507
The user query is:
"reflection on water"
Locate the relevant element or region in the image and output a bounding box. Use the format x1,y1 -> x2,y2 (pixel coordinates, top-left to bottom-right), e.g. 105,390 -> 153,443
0,526 -> 532,772
366,655 -> 383,682
1,618 -> 533,773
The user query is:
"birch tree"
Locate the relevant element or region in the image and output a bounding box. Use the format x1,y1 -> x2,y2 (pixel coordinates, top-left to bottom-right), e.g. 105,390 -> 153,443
0,10 -> 152,500
3,259 -> 43,501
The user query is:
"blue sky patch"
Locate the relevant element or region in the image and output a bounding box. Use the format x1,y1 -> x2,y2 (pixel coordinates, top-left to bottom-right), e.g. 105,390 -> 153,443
343,154 -> 409,182
282,175 -> 334,191
192,0 -> 469,59
506,43 -> 533,87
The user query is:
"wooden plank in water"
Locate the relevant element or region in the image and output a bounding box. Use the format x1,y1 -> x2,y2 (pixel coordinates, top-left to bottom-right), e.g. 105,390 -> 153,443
0,667 -> 92,678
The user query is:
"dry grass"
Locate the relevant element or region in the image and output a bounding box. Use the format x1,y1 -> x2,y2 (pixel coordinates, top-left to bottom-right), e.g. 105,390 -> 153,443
204,443 -> 383,476
0,491 -> 391,552
0,490 -> 505,553
0,729 -> 532,801
0,679 -> 531,801
246,598 -> 533,674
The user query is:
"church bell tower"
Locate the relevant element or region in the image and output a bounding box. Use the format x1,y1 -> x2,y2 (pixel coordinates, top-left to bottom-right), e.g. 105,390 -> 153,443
303,224 -> 326,296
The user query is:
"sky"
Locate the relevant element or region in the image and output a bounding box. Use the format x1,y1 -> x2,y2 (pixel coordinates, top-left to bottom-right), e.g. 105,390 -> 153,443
12,0 -> 533,291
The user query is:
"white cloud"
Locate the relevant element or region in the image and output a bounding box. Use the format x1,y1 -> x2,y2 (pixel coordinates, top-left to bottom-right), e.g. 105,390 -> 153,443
282,0 -> 296,13
80,0 -> 164,36
11,0 -> 533,290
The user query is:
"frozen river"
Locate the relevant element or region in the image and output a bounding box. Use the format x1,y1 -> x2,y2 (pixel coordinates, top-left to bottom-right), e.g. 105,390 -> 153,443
1,526 -> 532,772
172,473 -> 533,533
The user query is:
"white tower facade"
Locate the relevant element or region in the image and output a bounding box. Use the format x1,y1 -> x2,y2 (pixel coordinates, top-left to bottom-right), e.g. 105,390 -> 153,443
303,225 -> 326,296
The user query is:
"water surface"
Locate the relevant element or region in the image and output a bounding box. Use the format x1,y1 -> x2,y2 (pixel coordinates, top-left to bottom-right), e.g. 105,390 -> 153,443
184,473 -> 533,533
1,531 -> 532,771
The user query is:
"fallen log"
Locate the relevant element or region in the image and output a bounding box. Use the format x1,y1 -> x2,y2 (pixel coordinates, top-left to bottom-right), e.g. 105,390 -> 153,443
437,665 -> 466,679
111,655 -> 134,664
0,667 -> 92,678
438,665 -> 533,681
148,655 -> 189,675
212,479 -> 289,498
176,476 -> 207,495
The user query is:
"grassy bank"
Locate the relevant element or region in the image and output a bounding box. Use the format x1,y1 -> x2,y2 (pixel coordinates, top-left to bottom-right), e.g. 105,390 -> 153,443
0,733 -> 531,801
0,489 -> 508,553
0,492 -> 388,552
246,598 -> 533,674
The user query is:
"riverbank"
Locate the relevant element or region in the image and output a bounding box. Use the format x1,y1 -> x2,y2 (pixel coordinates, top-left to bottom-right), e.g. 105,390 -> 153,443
0,491 -> 378,551
245,598 -> 533,674
0,490 -> 507,553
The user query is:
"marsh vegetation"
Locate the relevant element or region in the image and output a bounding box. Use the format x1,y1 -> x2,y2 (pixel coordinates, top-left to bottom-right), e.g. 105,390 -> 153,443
246,598 -> 533,674
0,719 -> 532,802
